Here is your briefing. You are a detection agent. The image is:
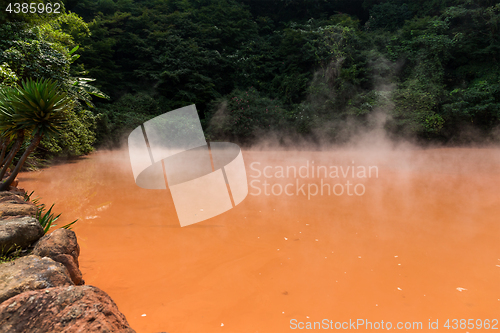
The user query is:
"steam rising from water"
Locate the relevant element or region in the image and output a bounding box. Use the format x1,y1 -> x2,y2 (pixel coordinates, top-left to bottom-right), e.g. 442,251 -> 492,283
18,54 -> 500,333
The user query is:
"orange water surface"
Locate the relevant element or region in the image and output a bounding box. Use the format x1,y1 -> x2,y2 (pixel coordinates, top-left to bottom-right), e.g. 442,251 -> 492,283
19,148 -> 500,332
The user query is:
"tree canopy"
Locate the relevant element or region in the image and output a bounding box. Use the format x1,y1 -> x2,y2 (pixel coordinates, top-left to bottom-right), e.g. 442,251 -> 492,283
1,0 -> 500,150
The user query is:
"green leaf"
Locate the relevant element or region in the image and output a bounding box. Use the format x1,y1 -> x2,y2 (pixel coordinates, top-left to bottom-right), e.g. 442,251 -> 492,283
69,45 -> 79,55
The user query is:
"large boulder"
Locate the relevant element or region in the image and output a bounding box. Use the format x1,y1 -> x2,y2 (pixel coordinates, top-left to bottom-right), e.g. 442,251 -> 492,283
0,192 -> 37,218
0,217 -> 44,253
0,192 -> 22,202
33,229 -> 84,285
8,188 -> 26,197
0,285 -> 136,333
0,255 -> 73,303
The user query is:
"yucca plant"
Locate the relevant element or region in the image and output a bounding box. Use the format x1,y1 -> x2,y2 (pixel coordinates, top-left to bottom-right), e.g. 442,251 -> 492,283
0,79 -> 73,191
37,203 -> 62,234
0,137 -> 10,166
37,204 -> 78,233
0,86 -> 25,180
25,191 -> 78,233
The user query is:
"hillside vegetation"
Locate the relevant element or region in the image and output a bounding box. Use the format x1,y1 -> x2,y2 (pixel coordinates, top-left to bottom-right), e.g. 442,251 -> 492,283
1,0 -> 499,152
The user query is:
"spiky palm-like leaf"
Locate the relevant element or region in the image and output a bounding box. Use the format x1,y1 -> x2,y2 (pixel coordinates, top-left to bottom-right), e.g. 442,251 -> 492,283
9,79 -> 73,138
0,79 -> 74,191
0,87 -> 24,139
0,86 -> 25,176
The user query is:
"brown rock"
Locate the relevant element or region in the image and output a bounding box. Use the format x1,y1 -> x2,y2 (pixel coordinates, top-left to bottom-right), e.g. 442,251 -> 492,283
0,285 -> 136,333
0,192 -> 24,203
8,188 -> 26,196
0,216 -> 44,252
0,255 -> 73,303
33,229 -> 84,285
0,194 -> 37,217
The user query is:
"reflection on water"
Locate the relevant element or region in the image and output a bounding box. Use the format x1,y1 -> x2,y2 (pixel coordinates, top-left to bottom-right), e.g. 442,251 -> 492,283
19,148 -> 500,333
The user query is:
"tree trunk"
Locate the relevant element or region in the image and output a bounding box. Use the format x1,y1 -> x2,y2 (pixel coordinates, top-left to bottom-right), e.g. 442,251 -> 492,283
0,131 -> 24,181
0,139 -> 8,167
0,134 -> 41,191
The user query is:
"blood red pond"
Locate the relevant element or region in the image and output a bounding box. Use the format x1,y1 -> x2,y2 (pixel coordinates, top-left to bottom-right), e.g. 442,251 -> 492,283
19,148 -> 500,333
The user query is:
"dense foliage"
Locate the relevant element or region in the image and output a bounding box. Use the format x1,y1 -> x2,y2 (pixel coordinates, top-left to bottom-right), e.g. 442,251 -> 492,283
2,0 -> 500,150
0,4 -> 106,161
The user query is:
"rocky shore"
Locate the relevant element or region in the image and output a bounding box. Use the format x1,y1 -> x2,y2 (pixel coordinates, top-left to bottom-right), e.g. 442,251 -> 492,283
0,188 -> 136,332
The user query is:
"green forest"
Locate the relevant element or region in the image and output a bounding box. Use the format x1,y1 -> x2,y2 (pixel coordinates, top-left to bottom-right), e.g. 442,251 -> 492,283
1,0 -> 500,161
